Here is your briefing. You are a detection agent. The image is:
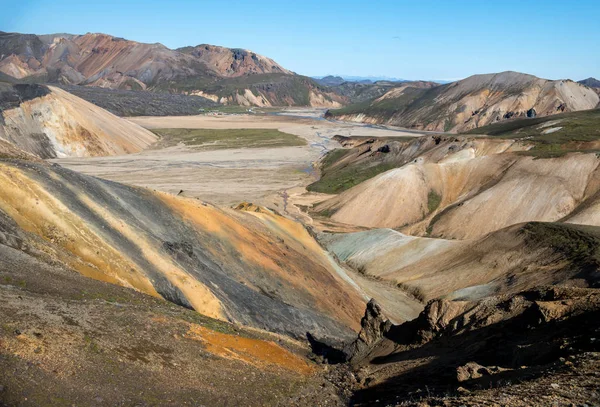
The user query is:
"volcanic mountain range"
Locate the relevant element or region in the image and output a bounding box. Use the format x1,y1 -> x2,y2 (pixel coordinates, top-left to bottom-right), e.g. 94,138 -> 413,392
1,29 -> 600,406
0,31 -> 289,86
1,31 -> 598,129
326,71 -> 600,132
0,31 -> 343,107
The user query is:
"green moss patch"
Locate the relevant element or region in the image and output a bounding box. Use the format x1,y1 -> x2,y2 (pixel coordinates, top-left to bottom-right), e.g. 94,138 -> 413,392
427,190 -> 442,213
152,128 -> 307,150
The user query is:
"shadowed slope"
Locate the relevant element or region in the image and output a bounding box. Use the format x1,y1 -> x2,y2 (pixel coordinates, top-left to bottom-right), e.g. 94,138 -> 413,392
348,287 -> 600,406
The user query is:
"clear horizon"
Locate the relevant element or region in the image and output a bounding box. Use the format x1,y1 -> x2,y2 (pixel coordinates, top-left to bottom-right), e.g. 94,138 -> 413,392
3,0 -> 599,81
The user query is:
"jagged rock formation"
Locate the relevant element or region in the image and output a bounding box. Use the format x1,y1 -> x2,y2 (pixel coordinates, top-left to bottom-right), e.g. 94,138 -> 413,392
348,286 -> 600,405
321,221 -> 600,324
345,299 -> 392,364
327,71 -> 599,131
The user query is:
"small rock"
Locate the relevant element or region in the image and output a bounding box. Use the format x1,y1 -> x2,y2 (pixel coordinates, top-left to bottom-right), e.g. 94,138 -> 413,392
457,386 -> 471,394
550,383 -> 560,389
456,362 -> 491,382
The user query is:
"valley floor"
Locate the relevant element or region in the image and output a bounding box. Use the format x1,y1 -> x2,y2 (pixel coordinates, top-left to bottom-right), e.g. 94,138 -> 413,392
52,110 -> 425,209
49,109 -> 432,325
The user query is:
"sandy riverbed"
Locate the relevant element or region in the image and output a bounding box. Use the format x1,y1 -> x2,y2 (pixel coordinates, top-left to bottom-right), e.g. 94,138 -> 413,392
53,111 -> 428,210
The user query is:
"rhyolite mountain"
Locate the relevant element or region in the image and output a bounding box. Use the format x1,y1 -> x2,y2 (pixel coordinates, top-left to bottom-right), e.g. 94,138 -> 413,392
579,77 -> 600,96
0,31 -> 344,107
314,75 -> 347,86
327,71 -> 600,132
579,77 -> 600,88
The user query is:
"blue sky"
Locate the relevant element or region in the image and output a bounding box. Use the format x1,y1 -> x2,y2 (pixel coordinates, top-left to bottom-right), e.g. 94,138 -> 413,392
2,0 -> 599,81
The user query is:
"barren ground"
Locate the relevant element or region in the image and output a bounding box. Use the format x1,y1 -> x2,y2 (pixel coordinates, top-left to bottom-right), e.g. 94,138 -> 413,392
52,110 -> 426,210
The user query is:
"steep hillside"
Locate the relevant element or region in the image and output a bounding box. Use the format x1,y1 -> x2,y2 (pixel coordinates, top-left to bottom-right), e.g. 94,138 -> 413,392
0,83 -> 157,158
161,72 -> 346,107
307,134 -> 525,195
311,131 -> 600,239
464,108 -> 600,157
0,31 -> 342,107
0,159 -> 365,340
316,151 -> 599,238
326,71 -> 599,132
0,241 -> 340,406
322,222 -> 600,304
0,137 -> 37,160
0,32 -> 286,86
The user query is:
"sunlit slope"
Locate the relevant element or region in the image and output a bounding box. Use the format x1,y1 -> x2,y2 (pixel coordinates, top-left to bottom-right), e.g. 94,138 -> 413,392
0,32 -> 345,107
326,72 -> 600,132
0,242 -> 328,406
0,159 -> 364,339
314,136 -> 600,239
0,84 -> 157,158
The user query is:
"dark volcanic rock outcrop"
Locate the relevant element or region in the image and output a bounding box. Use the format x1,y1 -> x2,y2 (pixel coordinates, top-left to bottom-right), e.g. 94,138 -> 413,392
345,299 -> 392,364
348,286 -> 600,405
56,84 -> 217,116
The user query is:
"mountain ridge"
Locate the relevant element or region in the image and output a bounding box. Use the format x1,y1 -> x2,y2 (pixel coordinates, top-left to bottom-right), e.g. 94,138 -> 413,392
0,31 -> 342,107
326,71 -> 599,132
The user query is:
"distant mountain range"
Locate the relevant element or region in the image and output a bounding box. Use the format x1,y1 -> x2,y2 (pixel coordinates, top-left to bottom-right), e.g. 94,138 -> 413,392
1,31 -> 598,131
313,75 -> 452,86
0,31 -> 344,107
313,75 -> 408,84
579,77 -> 600,88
